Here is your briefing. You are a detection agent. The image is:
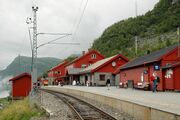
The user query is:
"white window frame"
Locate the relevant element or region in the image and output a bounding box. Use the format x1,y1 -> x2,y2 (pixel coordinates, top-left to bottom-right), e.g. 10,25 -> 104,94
91,54 -> 96,59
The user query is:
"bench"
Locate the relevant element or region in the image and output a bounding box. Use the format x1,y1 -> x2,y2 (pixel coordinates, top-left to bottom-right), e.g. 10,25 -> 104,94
134,82 -> 150,91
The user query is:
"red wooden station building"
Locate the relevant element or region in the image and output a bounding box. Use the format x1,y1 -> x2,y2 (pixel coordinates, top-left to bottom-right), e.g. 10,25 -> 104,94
65,50 -> 105,84
9,73 -> 31,99
48,61 -> 68,85
80,54 -> 129,86
120,44 -> 180,91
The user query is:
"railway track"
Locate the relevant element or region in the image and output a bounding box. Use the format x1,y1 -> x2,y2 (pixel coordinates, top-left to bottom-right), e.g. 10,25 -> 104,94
41,89 -> 117,120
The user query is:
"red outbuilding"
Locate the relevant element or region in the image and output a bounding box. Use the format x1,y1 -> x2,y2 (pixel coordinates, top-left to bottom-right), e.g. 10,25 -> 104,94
80,54 -> 129,86
162,62 -> 180,91
48,61 -> 68,85
65,49 -> 105,84
9,73 -> 31,99
120,44 -> 180,91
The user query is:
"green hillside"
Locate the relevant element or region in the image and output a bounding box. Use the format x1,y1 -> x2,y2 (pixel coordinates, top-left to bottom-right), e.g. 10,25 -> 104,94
0,56 -> 61,79
92,0 -> 180,58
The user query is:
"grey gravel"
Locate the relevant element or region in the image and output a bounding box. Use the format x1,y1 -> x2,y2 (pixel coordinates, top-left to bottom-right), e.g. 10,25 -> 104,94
67,93 -> 136,120
32,90 -> 135,120
41,91 -> 78,120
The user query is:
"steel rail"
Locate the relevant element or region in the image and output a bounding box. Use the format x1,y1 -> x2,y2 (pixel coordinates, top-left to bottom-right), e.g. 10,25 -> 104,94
41,89 -> 117,120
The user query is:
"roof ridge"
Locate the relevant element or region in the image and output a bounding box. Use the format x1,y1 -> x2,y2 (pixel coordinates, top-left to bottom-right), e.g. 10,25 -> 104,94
120,44 -> 179,70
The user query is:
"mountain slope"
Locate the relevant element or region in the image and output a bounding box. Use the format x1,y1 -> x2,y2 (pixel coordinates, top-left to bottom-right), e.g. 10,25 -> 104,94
92,0 -> 180,58
0,56 -> 61,79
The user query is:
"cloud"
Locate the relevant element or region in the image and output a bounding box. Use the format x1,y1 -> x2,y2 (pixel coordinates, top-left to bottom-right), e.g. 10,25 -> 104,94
0,0 -> 159,70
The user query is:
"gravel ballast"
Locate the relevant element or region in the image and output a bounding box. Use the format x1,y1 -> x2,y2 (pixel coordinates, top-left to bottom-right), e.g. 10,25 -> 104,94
32,90 -> 135,120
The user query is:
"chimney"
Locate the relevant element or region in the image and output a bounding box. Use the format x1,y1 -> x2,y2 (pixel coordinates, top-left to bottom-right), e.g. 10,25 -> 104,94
88,48 -> 92,52
82,51 -> 85,55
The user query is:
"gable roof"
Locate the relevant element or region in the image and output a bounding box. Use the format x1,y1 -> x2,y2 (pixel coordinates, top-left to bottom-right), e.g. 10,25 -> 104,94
80,54 -> 129,74
121,44 -> 180,70
67,68 -> 83,75
49,61 -> 68,71
65,50 -> 105,66
9,73 -> 31,81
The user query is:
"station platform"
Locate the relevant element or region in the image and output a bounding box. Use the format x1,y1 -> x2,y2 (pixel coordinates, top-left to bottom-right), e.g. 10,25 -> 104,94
43,86 -> 180,119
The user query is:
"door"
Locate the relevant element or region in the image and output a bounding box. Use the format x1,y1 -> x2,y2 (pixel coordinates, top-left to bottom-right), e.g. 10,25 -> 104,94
164,69 -> 174,90
174,67 -> 180,90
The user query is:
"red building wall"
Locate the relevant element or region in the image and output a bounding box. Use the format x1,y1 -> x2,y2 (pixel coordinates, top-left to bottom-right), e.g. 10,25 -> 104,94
96,58 -> 128,73
120,66 -> 148,83
161,49 -> 180,90
66,50 -> 104,70
120,64 -> 164,91
12,76 -> 31,97
162,49 -> 180,66
48,61 -> 68,80
73,51 -> 104,68
174,66 -> 180,90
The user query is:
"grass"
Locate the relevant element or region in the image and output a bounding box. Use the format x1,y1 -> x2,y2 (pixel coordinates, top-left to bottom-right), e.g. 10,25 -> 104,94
0,97 -> 10,107
0,98 -> 45,120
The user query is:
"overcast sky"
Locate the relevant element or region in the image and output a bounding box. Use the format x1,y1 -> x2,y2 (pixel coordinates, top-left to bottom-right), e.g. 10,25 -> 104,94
0,0 -> 159,70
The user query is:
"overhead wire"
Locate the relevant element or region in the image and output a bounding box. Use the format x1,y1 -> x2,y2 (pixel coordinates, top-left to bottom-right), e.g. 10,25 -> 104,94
37,34 -> 71,48
72,0 -> 89,41
70,0 -> 84,34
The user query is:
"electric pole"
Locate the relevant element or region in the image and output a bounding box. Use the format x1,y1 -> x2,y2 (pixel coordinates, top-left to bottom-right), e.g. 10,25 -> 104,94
135,36 -> 138,56
135,0 -> 138,56
31,6 -> 38,95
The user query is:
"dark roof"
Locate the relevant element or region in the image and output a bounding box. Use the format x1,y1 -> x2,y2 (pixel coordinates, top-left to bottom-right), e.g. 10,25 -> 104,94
162,62 -> 180,69
9,73 -> 31,81
121,44 -> 179,70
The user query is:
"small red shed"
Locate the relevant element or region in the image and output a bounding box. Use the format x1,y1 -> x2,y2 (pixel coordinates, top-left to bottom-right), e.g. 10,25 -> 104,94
9,73 -> 31,99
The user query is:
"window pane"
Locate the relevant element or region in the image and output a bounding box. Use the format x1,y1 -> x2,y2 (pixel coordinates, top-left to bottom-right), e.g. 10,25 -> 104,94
99,75 -> 105,81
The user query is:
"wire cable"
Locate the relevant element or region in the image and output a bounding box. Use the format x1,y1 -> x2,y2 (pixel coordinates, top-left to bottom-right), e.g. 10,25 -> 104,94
72,0 -> 89,40
49,42 -> 80,45
37,33 -> 71,36
37,34 -> 71,48
70,0 -> 84,34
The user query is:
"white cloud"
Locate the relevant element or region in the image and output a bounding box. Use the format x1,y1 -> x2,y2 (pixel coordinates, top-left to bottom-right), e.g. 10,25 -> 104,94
0,0 -> 159,70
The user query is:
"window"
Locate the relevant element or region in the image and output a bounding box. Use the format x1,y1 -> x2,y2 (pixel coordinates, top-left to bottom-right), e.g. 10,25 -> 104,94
99,74 -> 105,81
91,54 -> 96,59
57,71 -> 61,75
